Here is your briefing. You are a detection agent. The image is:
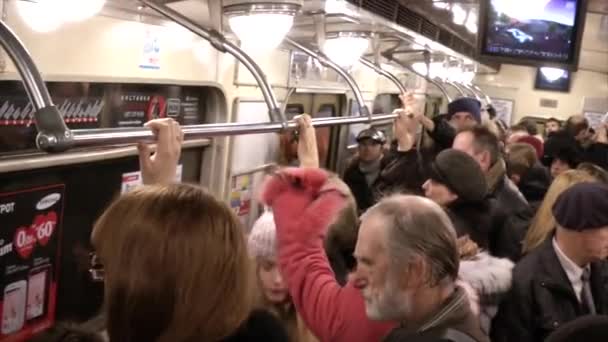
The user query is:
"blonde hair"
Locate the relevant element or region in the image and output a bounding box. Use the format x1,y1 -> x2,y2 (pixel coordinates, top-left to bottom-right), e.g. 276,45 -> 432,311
92,184 -> 254,342
523,170 -> 596,253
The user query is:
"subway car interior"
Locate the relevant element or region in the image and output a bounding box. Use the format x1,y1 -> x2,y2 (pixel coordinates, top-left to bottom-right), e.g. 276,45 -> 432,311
0,0 -> 606,341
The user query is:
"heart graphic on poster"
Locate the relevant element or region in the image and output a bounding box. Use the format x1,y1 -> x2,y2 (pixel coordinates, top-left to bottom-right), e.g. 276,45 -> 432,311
14,226 -> 36,259
33,211 -> 57,246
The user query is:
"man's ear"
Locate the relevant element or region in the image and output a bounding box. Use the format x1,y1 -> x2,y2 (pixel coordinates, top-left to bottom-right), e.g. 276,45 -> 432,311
510,174 -> 521,185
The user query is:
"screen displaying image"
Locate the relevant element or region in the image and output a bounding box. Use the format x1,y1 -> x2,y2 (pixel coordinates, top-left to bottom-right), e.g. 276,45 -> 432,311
26,270 -> 47,320
535,68 -> 572,92
481,0 -> 582,64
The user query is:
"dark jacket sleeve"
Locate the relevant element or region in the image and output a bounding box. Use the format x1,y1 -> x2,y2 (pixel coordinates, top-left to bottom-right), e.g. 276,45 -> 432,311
373,146 -> 430,198
490,270 -> 536,342
428,115 -> 456,151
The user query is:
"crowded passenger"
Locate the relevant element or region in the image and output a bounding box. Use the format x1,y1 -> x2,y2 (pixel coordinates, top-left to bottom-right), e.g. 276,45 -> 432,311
354,195 -> 489,342
522,170 -> 596,255
343,128 -> 387,213
505,142 -> 551,212
423,149 -> 499,254
452,126 -> 532,261
414,97 -> 482,151
91,119 -> 289,342
491,182 -> 608,342
543,115 -> 608,170
545,117 -> 562,138
248,211 -> 317,342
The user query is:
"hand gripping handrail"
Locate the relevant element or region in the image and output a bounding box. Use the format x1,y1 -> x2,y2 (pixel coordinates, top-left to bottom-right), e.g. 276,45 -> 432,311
70,114 -> 398,146
358,58 -> 407,95
0,20 -> 73,152
137,0 -> 286,127
283,37 -> 372,121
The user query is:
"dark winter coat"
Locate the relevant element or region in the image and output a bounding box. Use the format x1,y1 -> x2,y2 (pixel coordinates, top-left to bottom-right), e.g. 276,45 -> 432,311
222,309 -> 290,342
490,238 -> 608,342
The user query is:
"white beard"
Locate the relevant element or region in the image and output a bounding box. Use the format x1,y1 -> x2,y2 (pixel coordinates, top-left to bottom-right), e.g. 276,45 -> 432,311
363,275 -> 414,321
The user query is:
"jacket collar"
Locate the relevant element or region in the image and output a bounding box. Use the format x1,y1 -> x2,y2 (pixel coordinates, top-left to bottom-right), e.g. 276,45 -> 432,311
486,159 -> 506,193
535,238 -> 579,299
418,286 -> 469,332
536,237 -> 608,313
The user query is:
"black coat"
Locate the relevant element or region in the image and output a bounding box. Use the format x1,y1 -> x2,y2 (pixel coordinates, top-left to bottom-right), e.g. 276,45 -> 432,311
222,309 -> 289,342
490,238 -> 608,342
373,145 -> 431,199
447,199 -> 497,252
344,144 -> 431,213
517,162 -> 551,214
489,176 -> 533,261
429,115 -> 456,152
343,158 -> 378,213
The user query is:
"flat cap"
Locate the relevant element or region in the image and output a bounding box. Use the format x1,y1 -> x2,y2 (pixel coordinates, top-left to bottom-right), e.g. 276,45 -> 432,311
430,149 -> 488,203
552,182 -> 608,231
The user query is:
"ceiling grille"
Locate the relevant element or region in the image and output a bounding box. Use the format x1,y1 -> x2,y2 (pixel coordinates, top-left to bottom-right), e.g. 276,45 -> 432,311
345,0 -> 476,60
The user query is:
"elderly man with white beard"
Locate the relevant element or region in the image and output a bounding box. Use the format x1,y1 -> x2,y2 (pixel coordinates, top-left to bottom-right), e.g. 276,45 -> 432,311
352,195 -> 490,342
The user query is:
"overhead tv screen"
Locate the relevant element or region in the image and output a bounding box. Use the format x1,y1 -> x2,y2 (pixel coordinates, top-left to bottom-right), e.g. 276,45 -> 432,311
478,0 -> 587,69
535,68 -> 572,92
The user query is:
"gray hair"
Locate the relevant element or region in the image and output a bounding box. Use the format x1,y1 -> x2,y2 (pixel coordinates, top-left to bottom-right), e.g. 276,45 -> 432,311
365,195 -> 459,286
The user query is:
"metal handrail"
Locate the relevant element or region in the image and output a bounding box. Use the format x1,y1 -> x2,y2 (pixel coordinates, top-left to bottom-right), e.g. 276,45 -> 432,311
471,84 -> 492,105
445,81 -> 466,98
0,20 -> 73,152
381,51 -> 453,103
71,113 -> 398,146
460,83 -> 482,102
138,0 -> 286,127
283,37 -> 372,121
359,58 -> 407,94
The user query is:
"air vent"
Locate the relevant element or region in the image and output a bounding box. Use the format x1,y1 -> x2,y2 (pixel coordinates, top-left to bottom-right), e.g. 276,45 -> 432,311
396,7 -> 423,32
421,19 -> 439,39
540,99 -> 559,108
346,0 -> 477,60
361,0 -> 398,21
438,29 -> 452,46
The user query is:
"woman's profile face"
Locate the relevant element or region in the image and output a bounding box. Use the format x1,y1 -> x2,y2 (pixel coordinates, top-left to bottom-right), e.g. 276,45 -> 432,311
258,257 -> 289,304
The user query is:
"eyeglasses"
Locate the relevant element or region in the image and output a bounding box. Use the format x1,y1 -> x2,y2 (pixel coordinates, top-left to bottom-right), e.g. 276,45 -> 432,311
88,252 -> 104,282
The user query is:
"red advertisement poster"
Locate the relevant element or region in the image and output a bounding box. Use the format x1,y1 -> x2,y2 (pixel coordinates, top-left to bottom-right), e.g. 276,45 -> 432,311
0,185 -> 65,341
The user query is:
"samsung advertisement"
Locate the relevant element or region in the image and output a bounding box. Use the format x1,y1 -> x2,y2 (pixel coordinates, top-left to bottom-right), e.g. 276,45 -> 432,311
478,0 -> 587,69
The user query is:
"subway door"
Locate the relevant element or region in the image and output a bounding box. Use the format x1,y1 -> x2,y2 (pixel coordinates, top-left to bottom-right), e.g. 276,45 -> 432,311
228,99 -> 280,231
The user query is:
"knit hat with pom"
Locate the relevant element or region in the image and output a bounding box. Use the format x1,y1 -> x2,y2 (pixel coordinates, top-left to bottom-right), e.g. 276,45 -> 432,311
248,211 -> 277,259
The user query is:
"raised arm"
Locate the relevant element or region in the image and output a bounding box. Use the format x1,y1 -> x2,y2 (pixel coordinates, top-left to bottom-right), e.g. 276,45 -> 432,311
261,168 -> 393,342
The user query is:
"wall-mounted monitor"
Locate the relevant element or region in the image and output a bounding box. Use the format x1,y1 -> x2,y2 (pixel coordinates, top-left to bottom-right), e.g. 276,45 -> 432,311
534,67 -> 572,92
477,0 -> 588,70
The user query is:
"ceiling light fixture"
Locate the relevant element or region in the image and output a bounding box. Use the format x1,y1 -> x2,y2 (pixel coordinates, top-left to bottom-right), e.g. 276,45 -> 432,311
323,32 -> 370,69
16,0 -> 106,33
60,0 -> 106,22
224,2 -> 301,53
465,11 -> 478,33
451,4 -> 467,25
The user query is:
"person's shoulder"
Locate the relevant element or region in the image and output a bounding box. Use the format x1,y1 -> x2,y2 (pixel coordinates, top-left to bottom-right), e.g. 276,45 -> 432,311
511,245 -> 546,283
222,309 -> 289,342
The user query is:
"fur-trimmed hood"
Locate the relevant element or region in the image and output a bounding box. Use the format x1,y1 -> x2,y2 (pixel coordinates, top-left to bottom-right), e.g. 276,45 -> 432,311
459,252 -> 514,299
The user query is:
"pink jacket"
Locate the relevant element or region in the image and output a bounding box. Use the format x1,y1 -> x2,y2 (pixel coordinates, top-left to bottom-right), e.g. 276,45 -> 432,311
261,168 -> 395,342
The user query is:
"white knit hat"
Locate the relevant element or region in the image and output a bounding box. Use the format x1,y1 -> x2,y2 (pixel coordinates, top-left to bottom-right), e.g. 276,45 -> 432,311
248,211 -> 277,259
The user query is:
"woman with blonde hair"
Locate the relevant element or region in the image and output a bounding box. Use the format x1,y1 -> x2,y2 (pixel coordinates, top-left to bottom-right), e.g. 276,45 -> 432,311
522,170 -> 596,254
91,119 -> 288,342
248,211 -> 318,342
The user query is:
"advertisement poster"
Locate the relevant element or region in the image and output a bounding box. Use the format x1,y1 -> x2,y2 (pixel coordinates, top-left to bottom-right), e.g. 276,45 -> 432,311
584,112 -> 606,130
230,175 -> 252,218
491,97 -> 514,126
140,29 -> 161,70
0,185 -> 65,341
121,165 -> 183,194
